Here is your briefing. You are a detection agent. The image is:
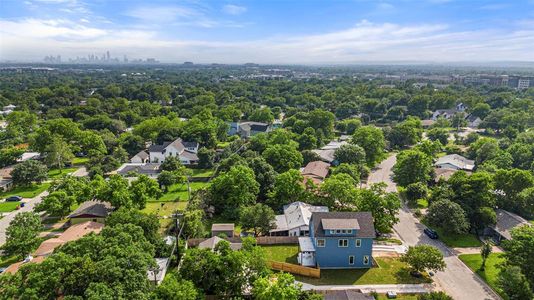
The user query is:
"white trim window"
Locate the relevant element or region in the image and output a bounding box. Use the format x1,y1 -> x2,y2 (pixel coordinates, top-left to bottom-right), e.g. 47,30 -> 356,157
363,255 -> 370,265
317,239 -> 325,247
355,239 -> 361,247
338,239 -> 348,247
349,255 -> 355,265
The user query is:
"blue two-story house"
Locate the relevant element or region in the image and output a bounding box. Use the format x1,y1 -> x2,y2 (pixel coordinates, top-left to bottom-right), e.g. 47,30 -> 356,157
298,211 -> 375,269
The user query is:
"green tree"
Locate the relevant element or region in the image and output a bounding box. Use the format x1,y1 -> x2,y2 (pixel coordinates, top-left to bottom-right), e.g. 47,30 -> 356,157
130,175 -> 162,209
239,203 -> 276,236
268,169 -> 306,209
427,128 -> 449,145
153,273 -> 200,300
358,183 -> 401,233
11,159 -> 48,186
0,146 -> 24,168
497,266 -> 533,300
183,209 -> 206,238
249,107 -> 275,124
252,273 -> 301,300
502,225 -> 534,288
248,156 -> 277,201
160,156 -> 186,172
197,147 -> 216,168
35,191 -> 75,218
405,182 -> 429,206
44,136 -> 75,170
388,118 -> 423,149
352,125 -> 385,166
262,144 -> 303,173
320,173 -> 358,210
393,150 -> 433,187
401,245 -> 446,274
331,163 -> 361,183
334,144 -> 366,165
426,200 -> 469,234
480,240 -> 493,271
418,292 -> 453,300
1,212 -> 42,258
157,170 -> 185,192
98,174 -> 132,208
209,165 -> 259,218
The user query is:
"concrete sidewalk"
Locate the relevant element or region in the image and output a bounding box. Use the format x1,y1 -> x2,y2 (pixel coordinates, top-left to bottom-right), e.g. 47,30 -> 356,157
299,282 -> 432,294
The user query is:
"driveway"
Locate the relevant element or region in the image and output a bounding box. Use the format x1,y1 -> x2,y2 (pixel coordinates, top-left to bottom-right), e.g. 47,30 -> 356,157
368,154 -> 500,300
0,191 -> 49,246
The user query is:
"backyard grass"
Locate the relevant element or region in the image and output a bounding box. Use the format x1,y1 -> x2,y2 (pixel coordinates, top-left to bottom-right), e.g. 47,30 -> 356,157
296,257 -> 431,285
142,201 -> 189,233
262,245 -> 299,264
459,253 -> 505,297
72,157 -> 90,165
0,201 -> 21,212
416,199 -> 428,209
48,167 -> 78,179
157,182 -> 210,202
0,183 -> 50,199
190,168 -> 214,178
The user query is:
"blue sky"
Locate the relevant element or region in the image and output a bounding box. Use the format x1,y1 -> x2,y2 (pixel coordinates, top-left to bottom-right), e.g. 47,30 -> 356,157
1,0 -> 534,63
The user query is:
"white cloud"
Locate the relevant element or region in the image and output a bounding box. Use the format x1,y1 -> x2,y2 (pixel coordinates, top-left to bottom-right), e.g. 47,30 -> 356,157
125,6 -> 201,23
222,4 -> 247,15
1,18 -> 534,63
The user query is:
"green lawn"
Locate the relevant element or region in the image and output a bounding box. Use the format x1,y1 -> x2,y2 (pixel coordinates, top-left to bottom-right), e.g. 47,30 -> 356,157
48,167 -> 78,179
142,201 -> 188,232
432,227 -> 481,248
0,183 -> 51,199
416,199 -> 428,209
158,182 -> 210,202
375,237 -> 403,245
0,254 -> 19,268
217,142 -> 231,148
262,245 -> 299,264
0,201 -> 21,212
459,253 -> 505,297
190,168 -> 214,178
296,257 -> 431,285
72,157 -> 90,165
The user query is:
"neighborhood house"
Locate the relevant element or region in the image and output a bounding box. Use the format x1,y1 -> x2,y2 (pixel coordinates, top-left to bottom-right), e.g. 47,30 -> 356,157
301,160 -> 330,185
435,154 -> 475,171
68,200 -> 113,225
147,138 -> 199,165
299,211 -> 375,269
270,201 -> 329,237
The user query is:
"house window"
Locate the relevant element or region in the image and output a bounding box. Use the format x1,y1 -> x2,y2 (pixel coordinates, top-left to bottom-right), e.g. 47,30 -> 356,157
336,229 -> 341,234
330,230 -> 335,234
363,255 -> 370,265
355,239 -> 361,247
317,239 -> 325,247
347,230 -> 352,234
349,256 -> 355,265
338,239 -> 348,247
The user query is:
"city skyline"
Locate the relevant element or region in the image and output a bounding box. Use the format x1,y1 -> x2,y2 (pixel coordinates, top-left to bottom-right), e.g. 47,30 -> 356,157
1,0 -> 534,64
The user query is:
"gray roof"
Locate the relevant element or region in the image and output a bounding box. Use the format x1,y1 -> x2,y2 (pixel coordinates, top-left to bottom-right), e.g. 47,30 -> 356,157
180,150 -> 199,161
117,163 -> 161,175
271,202 -> 328,233
133,150 -> 149,160
69,201 -> 112,218
148,138 -> 197,153
198,236 -> 242,251
324,291 -> 374,300
182,141 -> 199,148
435,154 -> 475,171
312,149 -> 336,163
312,212 -> 375,238
211,223 -> 234,231
493,209 -> 531,240
321,218 -> 360,230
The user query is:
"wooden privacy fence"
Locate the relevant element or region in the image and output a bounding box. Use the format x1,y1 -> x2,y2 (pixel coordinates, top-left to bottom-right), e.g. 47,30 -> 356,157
187,236 -> 298,247
267,260 -> 321,278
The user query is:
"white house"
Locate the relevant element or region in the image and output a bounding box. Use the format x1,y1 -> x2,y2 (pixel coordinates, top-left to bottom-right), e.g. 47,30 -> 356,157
270,202 -> 329,237
130,150 -> 149,163
435,154 -> 475,171
465,114 -> 482,128
148,138 -> 199,165
431,103 -> 467,120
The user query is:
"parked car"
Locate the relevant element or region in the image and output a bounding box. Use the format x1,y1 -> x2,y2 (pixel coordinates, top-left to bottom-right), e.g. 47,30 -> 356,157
5,195 -> 22,202
424,228 -> 439,239
0,267 -> 7,274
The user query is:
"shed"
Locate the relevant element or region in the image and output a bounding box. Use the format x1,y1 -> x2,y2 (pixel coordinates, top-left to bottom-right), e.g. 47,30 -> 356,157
211,223 -> 235,237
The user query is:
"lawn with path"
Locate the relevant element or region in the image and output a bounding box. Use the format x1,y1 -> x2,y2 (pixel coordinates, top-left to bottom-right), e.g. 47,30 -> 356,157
296,257 -> 431,285
458,253 -> 505,297
0,183 -> 51,199
422,219 -> 481,248
142,201 -> 188,232
190,168 -> 214,178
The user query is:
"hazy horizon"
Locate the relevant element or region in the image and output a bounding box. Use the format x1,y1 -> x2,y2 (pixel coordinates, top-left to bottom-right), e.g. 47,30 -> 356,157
1,0 -> 534,64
